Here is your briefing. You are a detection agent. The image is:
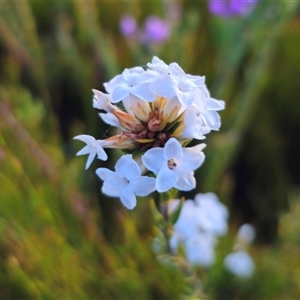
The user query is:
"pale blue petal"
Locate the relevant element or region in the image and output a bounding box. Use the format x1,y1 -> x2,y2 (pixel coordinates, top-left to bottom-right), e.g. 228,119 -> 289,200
111,85 -> 130,103
123,67 -> 145,81
149,75 -> 176,98
99,113 -> 120,127
131,176 -> 156,196
142,148 -> 165,174
164,138 -> 182,160
169,63 -> 186,84
202,110 -> 221,130
180,149 -> 205,171
120,184 -> 137,209
103,74 -> 123,93
96,168 -> 117,181
175,172 -> 195,191
76,145 -> 91,156
176,89 -> 194,107
206,98 -> 225,111
86,152 -> 96,170
73,134 -> 95,144
102,178 -> 122,197
115,155 -> 140,179
186,74 -> 205,86
95,146 -> 108,161
156,166 -> 177,192
132,83 -> 156,102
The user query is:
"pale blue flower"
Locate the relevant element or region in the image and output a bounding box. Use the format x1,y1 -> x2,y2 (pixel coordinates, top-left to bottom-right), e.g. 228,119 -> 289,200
142,138 -> 205,192
96,154 -> 156,209
73,135 -> 107,169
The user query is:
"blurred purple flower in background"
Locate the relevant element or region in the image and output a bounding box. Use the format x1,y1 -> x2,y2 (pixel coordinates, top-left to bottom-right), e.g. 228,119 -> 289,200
142,16 -> 171,43
120,14 -> 171,44
120,15 -> 137,37
208,0 -> 258,18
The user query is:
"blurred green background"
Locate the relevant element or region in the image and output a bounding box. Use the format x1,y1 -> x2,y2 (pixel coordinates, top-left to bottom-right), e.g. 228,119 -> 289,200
1,1 -> 300,299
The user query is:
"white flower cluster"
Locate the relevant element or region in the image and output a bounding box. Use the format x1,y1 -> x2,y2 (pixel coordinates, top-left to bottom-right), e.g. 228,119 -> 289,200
168,193 -> 229,267
157,194 -> 255,276
74,57 -> 225,209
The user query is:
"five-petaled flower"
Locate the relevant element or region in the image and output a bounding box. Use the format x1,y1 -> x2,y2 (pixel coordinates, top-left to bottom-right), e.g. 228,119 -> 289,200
96,155 -> 156,209
142,138 -> 205,192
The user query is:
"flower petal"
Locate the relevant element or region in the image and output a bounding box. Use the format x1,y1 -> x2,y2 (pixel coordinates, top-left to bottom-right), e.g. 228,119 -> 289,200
115,155 -> 141,179
149,74 -> 176,99
163,138 -> 183,160
73,134 -> 95,144
120,184 -> 137,209
111,85 -> 130,103
206,98 -> 225,111
180,148 -> 205,171
132,83 -> 156,102
99,113 -> 120,127
175,172 -> 196,191
131,176 -> 156,196
86,152 -> 96,170
176,89 -> 195,107
129,94 -> 152,122
103,74 -> 124,94
201,110 -> 221,130
96,167 -> 116,181
102,178 -> 122,197
92,89 -> 112,111
156,165 -> 177,192
147,56 -> 169,74
76,145 -> 91,156
102,180 -> 120,197
142,148 -> 165,174
169,63 -> 186,84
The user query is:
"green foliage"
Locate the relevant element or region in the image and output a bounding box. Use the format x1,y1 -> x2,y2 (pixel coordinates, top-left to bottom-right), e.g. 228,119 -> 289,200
0,86 -> 186,299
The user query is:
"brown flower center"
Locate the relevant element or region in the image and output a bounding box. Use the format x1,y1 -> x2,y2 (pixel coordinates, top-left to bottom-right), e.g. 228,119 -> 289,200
167,159 -> 177,170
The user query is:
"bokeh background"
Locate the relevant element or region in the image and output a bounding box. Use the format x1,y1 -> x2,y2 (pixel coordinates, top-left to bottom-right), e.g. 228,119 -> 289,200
1,1 -> 300,299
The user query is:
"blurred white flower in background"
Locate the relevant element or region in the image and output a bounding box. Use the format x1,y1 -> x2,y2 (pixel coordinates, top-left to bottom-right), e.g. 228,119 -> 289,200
236,223 -> 256,245
168,193 -> 229,267
224,250 -> 255,278
224,223 -> 256,278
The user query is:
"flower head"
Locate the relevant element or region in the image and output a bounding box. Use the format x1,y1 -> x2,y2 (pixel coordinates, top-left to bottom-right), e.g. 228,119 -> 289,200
74,56 -> 225,207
